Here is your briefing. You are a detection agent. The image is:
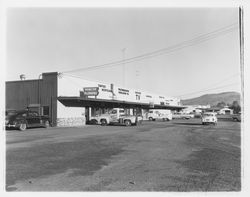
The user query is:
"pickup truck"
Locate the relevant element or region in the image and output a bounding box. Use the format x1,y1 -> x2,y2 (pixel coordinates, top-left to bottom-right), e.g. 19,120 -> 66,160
90,108 -> 143,126
172,112 -> 194,119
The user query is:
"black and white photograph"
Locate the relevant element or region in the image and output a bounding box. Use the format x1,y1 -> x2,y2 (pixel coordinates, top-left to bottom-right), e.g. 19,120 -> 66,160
1,0 -> 248,194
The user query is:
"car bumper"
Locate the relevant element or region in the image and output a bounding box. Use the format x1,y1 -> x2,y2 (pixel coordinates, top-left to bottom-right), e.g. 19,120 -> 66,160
202,120 -> 217,124
5,124 -> 17,128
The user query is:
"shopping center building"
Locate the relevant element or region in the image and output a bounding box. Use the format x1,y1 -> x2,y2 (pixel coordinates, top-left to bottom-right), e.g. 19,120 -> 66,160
6,72 -> 185,126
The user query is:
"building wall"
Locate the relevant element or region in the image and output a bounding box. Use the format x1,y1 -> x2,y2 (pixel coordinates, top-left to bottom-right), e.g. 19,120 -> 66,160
6,79 -> 40,110
5,72 -> 58,126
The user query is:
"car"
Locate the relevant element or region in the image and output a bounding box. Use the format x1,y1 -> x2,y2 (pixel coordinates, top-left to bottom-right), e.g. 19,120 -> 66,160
172,112 -> 194,119
5,109 -> 50,131
232,113 -> 241,122
201,112 -> 217,125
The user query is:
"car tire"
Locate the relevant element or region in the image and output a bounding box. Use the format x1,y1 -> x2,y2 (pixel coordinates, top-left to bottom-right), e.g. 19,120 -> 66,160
19,123 -> 27,131
44,120 -> 50,128
149,117 -> 153,121
100,119 -> 107,126
90,119 -> 98,125
124,120 -> 132,126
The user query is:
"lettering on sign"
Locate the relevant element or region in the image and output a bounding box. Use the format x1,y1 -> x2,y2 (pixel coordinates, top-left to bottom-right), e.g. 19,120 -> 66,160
118,88 -> 129,95
102,88 -> 112,92
98,84 -> 106,88
83,87 -> 99,96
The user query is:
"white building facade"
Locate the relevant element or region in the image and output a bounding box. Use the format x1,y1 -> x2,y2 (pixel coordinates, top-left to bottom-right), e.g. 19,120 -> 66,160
57,74 -> 181,126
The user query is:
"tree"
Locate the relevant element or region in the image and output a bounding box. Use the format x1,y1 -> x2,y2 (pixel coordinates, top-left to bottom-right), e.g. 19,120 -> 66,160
216,101 -> 226,108
229,101 -> 241,114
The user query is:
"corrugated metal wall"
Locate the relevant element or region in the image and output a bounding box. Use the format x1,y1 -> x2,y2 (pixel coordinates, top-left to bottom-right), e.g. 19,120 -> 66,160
6,80 -> 40,110
5,72 -> 58,126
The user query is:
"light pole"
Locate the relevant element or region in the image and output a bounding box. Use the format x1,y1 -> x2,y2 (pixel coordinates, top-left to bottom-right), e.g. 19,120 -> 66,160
121,48 -> 126,87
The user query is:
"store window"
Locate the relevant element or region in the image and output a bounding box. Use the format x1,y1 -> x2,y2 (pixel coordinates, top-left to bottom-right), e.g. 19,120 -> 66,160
43,106 -> 50,116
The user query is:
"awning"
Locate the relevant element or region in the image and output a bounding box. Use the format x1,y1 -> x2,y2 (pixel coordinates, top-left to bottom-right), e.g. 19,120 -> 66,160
57,96 -> 186,110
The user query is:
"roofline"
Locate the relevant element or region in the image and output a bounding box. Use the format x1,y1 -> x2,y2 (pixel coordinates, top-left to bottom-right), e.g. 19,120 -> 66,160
57,96 -> 186,110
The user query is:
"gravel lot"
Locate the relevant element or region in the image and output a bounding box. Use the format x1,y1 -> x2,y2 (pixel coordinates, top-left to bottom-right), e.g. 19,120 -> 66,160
6,118 -> 241,191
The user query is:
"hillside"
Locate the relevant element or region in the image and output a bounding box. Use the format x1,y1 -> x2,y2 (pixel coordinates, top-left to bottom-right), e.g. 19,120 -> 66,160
181,92 -> 241,106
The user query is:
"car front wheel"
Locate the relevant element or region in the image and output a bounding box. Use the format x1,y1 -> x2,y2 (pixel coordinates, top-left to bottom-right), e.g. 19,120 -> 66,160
100,119 -> 107,126
124,120 -> 132,126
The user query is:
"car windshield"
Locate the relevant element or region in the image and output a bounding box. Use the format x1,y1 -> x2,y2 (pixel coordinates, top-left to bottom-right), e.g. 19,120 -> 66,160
6,111 -> 17,116
110,110 -> 117,114
6,111 -> 18,118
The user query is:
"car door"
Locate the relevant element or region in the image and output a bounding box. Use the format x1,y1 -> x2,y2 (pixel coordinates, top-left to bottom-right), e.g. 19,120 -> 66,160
26,112 -> 41,127
110,110 -> 119,123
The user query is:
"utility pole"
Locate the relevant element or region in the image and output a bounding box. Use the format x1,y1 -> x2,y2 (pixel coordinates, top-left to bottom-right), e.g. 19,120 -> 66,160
121,48 -> 126,87
239,7 -> 244,108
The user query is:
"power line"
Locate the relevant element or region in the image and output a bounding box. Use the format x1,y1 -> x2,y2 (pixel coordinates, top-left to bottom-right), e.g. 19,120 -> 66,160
62,73 -> 116,87
61,23 -> 238,74
178,82 -> 239,98
175,73 -> 241,97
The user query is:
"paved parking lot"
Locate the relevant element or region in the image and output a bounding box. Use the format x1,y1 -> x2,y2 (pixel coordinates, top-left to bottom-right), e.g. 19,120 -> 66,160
6,118 -> 241,191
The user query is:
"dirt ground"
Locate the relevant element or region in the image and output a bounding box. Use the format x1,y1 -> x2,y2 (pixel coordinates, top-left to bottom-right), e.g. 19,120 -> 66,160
5,118 -> 241,191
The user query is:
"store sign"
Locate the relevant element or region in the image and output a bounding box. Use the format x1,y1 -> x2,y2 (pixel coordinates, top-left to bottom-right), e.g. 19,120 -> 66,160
83,87 -> 99,96
118,88 -> 129,95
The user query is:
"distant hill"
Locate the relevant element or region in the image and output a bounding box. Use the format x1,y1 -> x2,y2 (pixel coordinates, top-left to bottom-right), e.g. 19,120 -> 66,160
181,92 -> 241,106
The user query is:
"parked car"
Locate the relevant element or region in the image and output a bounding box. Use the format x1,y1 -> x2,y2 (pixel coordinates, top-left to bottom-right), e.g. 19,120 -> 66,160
5,110 -> 50,131
201,112 -> 217,125
172,112 -> 194,119
232,113 -> 241,122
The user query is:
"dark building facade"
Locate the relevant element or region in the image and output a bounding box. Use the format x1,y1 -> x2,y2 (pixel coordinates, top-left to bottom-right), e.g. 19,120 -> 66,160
5,72 -> 58,126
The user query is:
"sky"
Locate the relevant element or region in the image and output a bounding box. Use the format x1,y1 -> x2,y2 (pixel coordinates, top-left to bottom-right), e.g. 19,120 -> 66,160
6,7 -> 241,99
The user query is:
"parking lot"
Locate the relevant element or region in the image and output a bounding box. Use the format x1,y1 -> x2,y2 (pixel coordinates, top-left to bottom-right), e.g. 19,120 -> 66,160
6,118 -> 241,191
